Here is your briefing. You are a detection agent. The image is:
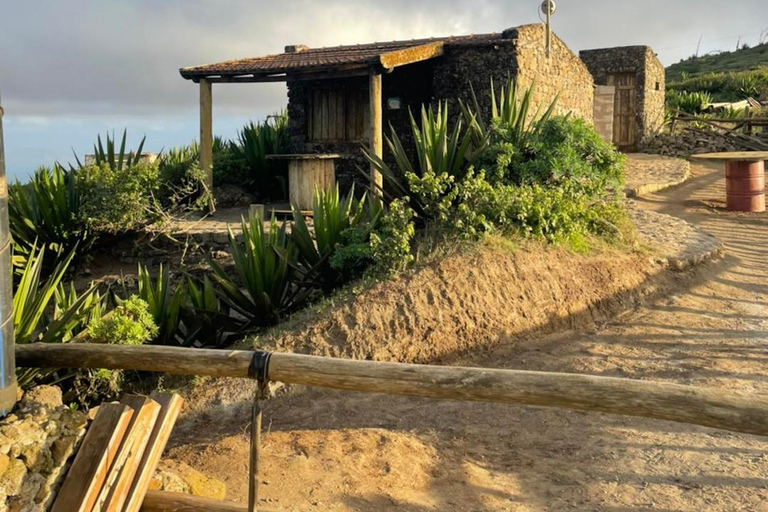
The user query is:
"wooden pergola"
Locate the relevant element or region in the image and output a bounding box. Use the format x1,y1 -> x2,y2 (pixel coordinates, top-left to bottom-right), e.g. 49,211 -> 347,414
179,40 -> 446,197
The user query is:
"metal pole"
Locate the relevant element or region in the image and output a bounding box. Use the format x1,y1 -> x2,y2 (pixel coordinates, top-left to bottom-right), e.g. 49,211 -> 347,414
545,0 -> 552,57
0,92 -> 19,416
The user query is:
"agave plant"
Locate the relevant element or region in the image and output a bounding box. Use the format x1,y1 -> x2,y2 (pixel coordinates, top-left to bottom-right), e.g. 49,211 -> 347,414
460,78 -> 560,150
74,129 -> 146,171
235,113 -> 290,199
182,275 -> 240,347
291,184 -> 367,292
14,246 -> 99,388
135,263 -> 185,345
363,102 -> 475,220
209,213 -> 305,328
8,165 -> 93,271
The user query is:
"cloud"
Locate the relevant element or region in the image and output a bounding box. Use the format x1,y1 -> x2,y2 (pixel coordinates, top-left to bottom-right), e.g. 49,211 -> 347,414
0,0 -> 764,120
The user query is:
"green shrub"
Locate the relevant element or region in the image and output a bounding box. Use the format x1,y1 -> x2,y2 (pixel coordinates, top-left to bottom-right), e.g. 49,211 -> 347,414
667,68 -> 768,102
8,165 -> 93,271
86,295 -> 158,345
330,196 -> 415,276
78,161 -> 160,233
212,137 -> 249,186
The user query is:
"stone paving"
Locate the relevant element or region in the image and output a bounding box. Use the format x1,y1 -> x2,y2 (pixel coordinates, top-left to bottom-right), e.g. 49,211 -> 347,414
624,153 -> 690,198
625,154 -> 723,270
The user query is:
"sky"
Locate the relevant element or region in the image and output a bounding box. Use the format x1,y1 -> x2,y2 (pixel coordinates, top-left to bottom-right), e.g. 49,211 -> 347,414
0,0 -> 766,180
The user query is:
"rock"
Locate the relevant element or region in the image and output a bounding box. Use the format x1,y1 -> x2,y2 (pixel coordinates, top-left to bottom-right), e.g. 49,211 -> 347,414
153,460 -> 227,500
50,436 -> 79,466
20,444 -> 53,473
0,459 -> 28,496
0,453 -> 9,479
214,184 -> 255,208
20,386 -> 62,410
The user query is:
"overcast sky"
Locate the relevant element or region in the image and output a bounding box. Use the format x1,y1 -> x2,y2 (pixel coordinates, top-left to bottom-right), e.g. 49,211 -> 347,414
1,0 -> 765,178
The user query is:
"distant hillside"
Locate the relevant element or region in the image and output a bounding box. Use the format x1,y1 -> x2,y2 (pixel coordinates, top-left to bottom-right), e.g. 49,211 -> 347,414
667,43 -> 768,81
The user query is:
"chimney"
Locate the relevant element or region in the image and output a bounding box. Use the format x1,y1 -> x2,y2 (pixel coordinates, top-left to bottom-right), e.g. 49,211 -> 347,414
285,45 -> 309,54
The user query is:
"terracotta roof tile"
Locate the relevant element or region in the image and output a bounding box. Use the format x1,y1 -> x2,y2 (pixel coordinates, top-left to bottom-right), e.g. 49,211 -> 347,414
179,32 -> 506,80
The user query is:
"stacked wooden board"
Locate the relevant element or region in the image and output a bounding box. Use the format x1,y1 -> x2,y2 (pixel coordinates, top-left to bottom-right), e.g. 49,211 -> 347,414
50,392 -> 184,512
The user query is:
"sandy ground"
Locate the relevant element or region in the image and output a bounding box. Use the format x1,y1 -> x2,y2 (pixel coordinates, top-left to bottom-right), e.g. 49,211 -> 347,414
168,162 -> 768,511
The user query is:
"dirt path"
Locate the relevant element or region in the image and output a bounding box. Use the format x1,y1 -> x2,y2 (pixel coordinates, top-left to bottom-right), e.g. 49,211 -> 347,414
169,162 -> 768,511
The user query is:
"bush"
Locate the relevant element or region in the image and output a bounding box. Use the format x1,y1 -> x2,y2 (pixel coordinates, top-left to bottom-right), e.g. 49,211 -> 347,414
86,295 -> 158,345
212,137 -> 249,187
78,161 -> 161,233
8,165 -> 93,271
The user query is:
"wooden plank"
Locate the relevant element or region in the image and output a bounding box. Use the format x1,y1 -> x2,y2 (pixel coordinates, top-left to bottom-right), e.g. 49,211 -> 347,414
369,71 -> 383,193
51,403 -> 135,512
122,393 -> 184,512
16,343 -> 768,438
95,396 -> 162,512
379,41 -> 444,70
140,490 -> 283,512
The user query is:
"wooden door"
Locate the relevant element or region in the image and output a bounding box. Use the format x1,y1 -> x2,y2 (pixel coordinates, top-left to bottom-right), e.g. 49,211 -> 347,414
607,73 -> 636,150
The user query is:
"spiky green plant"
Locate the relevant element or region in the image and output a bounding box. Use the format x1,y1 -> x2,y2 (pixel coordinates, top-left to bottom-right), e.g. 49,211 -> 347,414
209,214 -> 305,328
74,129 -> 146,171
460,78 -> 560,150
291,184 -> 367,292
8,165 -> 92,271
183,275 -> 240,347
363,102 -> 475,220
135,264 -> 185,345
235,112 -> 290,199
14,246 -> 99,388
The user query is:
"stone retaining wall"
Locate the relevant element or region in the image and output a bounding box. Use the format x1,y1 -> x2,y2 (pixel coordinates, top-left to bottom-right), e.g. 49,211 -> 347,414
0,386 -> 88,512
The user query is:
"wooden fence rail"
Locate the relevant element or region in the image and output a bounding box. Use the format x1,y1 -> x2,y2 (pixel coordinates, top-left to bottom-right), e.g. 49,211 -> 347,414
15,343 -> 768,438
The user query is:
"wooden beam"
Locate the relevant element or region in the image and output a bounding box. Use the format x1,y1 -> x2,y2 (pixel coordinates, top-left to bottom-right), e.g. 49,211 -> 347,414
369,70 -> 383,193
51,403 -> 134,512
123,393 -> 185,512
96,396 -> 162,512
16,343 -> 768,438
199,79 -> 214,212
202,68 -> 371,84
140,491 -> 282,512
379,41 -> 444,70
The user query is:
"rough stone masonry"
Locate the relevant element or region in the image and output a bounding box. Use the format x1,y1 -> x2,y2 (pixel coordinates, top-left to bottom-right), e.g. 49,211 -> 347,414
0,386 -> 88,512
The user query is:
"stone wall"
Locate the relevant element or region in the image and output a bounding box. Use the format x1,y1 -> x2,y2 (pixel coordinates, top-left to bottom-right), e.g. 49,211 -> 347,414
593,85 -> 615,143
580,45 -> 666,148
431,39 -> 518,121
642,48 -> 666,138
286,25 -> 596,191
0,386 -> 88,512
641,131 -> 740,157
511,25 -> 595,122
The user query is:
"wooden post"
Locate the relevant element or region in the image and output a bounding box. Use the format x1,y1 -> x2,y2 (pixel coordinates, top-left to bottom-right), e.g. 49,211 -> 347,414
199,79 -> 214,212
369,70 -> 383,194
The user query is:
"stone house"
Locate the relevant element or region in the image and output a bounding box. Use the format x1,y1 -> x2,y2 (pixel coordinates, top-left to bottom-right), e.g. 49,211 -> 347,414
580,46 -> 666,151
180,24 -> 594,200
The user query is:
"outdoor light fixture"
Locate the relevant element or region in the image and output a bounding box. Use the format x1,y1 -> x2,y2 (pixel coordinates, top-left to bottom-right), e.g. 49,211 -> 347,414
386,97 -> 402,110
540,0 -> 557,57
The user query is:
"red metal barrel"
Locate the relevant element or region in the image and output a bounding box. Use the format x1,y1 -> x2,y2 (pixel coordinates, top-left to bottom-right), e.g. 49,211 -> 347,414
725,160 -> 765,212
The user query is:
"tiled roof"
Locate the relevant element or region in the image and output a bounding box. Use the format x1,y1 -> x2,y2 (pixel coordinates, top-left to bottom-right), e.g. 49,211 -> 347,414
179,32 -> 507,81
